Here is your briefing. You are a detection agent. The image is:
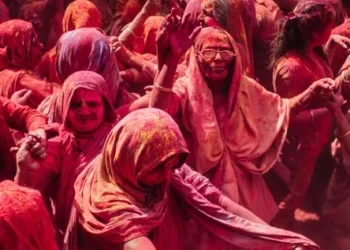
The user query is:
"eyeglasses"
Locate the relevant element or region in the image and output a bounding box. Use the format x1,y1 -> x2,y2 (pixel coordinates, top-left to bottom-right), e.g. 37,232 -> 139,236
197,49 -> 236,61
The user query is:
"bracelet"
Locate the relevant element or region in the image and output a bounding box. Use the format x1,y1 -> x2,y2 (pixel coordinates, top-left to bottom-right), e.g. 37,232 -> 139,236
339,130 -> 350,139
154,84 -> 172,92
342,71 -> 350,84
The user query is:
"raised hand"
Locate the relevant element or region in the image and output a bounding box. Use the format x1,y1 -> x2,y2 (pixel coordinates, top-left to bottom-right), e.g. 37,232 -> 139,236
311,78 -> 336,95
143,0 -> 162,15
330,34 -> 350,53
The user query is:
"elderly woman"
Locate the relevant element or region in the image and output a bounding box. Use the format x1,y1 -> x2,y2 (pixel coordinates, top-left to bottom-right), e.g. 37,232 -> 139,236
67,108 -> 319,250
15,71 -> 118,246
148,11 -> 336,222
38,28 -> 138,124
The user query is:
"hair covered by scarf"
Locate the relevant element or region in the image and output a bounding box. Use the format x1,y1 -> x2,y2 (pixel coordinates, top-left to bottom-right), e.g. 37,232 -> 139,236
71,109 -> 318,250
56,28 -> 121,105
0,181 -> 58,250
0,19 -> 42,69
62,0 -> 101,33
73,108 -> 189,244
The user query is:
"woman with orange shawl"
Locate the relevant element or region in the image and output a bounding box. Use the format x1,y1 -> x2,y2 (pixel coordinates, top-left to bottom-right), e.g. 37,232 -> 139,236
15,71 -> 117,247
271,1 -> 350,215
0,20 -> 61,108
149,12 -> 336,222
35,0 -> 102,85
67,108 -> 319,250
0,181 -> 57,250
38,28 -> 138,124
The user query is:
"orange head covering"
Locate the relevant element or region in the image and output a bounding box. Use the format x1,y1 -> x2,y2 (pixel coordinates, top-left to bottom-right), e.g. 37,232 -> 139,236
0,181 -> 57,250
74,108 -> 189,244
63,0 -> 101,33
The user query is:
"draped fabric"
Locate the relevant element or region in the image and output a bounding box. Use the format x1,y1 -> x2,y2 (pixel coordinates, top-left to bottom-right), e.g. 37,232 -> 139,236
172,27 -> 289,221
38,28 -> 137,123
0,181 -> 58,250
24,71 -> 116,241
62,0 -> 101,33
70,108 -> 318,250
18,0 -> 63,51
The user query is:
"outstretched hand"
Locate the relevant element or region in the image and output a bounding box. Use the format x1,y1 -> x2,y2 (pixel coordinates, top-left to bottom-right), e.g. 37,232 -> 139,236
330,34 -> 350,53
157,8 -> 202,58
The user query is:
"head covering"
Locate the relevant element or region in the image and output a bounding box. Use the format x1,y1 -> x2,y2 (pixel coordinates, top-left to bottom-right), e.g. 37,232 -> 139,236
73,108 -> 188,245
0,181 -> 58,250
56,28 -> 121,105
71,108 -> 318,250
132,16 -> 164,55
173,27 -> 289,221
0,19 -> 43,69
18,0 -> 62,51
61,70 -> 116,130
49,71 -> 117,236
62,0 -> 101,33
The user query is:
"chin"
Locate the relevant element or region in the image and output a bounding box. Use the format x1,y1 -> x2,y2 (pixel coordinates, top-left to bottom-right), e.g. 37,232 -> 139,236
208,73 -> 228,81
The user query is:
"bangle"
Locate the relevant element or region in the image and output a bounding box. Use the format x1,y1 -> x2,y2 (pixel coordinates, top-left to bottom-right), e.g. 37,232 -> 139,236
339,130 -> 350,139
342,71 -> 350,84
124,27 -> 136,37
154,84 -> 172,92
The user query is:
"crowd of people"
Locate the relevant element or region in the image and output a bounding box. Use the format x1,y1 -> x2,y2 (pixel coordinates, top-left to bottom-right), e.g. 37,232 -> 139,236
1,0 -> 350,249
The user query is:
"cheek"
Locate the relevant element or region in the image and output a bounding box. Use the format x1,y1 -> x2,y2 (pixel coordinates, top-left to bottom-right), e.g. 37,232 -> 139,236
67,110 -> 76,124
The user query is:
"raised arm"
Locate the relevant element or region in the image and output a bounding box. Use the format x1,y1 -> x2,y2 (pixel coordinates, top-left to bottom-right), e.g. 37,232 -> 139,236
149,9 -> 201,112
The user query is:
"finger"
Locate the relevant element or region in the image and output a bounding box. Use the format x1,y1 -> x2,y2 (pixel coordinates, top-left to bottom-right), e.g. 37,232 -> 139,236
29,142 -> 43,153
21,90 -> 32,102
32,147 -> 46,159
181,13 -> 191,31
189,25 -> 202,41
13,89 -> 30,97
10,147 -> 19,154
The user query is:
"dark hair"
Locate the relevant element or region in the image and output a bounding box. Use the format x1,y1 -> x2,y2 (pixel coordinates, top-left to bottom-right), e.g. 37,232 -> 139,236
213,0 -> 229,28
270,2 -> 335,67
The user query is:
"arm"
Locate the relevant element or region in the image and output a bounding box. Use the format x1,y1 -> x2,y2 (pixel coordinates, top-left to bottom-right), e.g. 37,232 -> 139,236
122,236 -> 156,250
325,34 -> 350,65
1,96 -> 46,132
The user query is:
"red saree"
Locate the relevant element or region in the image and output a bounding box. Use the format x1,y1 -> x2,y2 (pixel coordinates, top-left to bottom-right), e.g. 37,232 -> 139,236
70,108 -> 319,250
0,20 -> 61,108
16,71 -> 116,245
0,180 -> 57,250
169,27 -> 289,222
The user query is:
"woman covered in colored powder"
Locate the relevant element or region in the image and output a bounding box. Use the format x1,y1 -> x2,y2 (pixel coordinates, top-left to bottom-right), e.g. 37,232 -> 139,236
15,71 -> 118,247
0,20 -> 61,108
148,10 -> 336,222
66,108 -> 319,250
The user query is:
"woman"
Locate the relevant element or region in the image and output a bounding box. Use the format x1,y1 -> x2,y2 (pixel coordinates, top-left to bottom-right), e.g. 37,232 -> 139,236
67,108 -> 319,250
18,0 -> 63,51
0,96 -> 47,181
38,28 -> 137,123
16,71 -> 117,246
195,0 -> 256,76
0,20 -> 61,108
35,0 -> 102,84
149,12 -> 336,222
0,180 -> 57,250
271,1 -> 344,213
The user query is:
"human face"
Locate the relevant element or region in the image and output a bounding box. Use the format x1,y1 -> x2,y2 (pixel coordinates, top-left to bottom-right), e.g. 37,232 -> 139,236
66,89 -> 105,133
139,155 -> 181,186
196,33 -> 235,81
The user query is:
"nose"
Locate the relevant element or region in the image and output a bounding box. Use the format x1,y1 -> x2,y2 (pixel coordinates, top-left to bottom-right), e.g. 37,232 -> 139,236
78,102 -> 91,115
213,51 -> 222,61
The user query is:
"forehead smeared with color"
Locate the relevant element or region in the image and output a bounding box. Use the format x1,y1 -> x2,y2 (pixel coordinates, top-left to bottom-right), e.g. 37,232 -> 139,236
195,27 -> 232,51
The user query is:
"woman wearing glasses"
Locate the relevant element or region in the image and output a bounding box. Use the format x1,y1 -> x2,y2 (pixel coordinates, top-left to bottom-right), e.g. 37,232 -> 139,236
149,11 -> 336,223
